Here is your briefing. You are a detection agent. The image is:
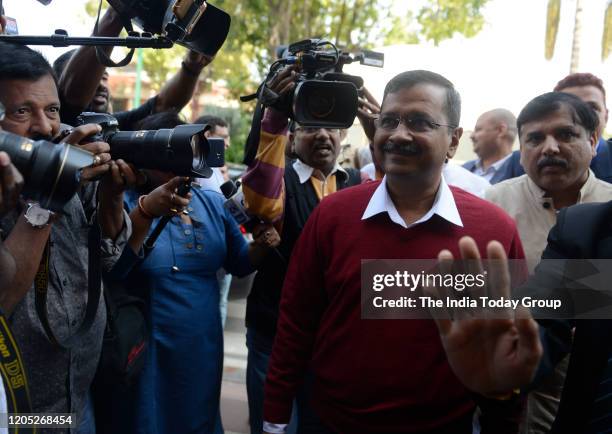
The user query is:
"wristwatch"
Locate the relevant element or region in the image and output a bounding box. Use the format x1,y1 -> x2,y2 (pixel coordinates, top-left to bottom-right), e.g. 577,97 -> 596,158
24,203 -> 53,228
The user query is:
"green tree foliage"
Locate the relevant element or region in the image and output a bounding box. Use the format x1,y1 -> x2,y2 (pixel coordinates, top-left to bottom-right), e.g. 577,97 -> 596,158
416,0 -> 489,46
604,0 -> 612,61
84,0 -> 490,162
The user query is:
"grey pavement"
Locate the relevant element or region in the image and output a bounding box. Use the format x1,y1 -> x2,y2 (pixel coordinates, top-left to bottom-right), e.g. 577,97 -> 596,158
221,274 -> 253,434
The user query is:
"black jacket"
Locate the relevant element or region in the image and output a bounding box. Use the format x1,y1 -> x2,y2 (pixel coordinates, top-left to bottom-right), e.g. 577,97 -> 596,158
529,200 -> 612,433
245,161 -> 361,338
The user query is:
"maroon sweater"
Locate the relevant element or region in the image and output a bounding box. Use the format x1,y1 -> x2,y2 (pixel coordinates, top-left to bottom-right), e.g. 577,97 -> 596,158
263,181 -> 525,433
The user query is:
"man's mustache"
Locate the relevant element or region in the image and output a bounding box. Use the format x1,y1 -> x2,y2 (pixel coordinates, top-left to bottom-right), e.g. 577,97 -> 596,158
31,134 -> 54,142
381,141 -> 421,156
537,157 -> 568,170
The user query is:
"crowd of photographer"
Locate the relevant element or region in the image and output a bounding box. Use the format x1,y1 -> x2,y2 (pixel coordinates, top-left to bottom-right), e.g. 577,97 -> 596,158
0,1 -> 611,434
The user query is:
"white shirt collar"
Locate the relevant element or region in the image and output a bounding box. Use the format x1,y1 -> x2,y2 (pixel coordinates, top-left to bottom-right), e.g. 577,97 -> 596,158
475,153 -> 512,174
362,175 -> 463,229
292,159 -> 346,184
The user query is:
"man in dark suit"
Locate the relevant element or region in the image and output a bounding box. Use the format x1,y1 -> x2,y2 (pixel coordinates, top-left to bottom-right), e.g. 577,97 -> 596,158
431,201 -> 612,433
496,73 -> 611,184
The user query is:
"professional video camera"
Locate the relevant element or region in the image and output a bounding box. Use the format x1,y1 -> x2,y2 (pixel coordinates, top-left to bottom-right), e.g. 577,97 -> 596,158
0,105 -> 94,212
106,0 -> 231,56
0,1 -> 230,58
76,112 -> 224,178
260,39 -> 384,129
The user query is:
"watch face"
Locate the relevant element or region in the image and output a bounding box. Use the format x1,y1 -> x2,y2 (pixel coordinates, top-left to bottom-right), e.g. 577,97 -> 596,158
26,205 -> 51,226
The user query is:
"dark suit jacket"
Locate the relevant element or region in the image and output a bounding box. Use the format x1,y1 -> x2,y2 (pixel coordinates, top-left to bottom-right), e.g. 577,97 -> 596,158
462,158 -> 510,184
495,138 -> 612,184
529,200 -> 612,433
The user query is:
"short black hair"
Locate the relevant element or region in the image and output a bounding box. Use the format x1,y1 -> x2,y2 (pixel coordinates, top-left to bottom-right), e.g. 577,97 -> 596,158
517,92 -> 599,136
383,70 -> 461,127
135,111 -> 185,130
52,49 -> 77,80
0,41 -> 56,83
194,115 -> 228,130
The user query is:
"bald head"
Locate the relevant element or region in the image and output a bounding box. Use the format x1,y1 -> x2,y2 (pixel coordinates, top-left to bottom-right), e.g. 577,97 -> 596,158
471,108 -> 517,161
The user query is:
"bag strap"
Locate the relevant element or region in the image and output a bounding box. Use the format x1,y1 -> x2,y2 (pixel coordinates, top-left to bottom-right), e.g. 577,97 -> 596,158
0,311 -> 35,434
35,224 -> 102,349
93,0 -> 135,68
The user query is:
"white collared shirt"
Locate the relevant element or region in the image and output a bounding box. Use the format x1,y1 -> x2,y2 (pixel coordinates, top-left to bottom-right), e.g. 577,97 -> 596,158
292,159 -> 347,184
443,162 -> 491,198
362,175 -> 463,229
473,153 -> 512,182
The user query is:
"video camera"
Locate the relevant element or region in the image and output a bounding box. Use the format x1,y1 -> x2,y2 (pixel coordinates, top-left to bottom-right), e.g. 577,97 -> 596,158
106,0 -> 231,56
0,1 -> 230,57
76,112 -> 224,178
265,39 -> 384,129
0,105 -> 94,212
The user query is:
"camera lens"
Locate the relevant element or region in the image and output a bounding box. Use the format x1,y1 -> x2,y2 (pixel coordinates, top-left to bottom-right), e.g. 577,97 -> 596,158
0,131 -> 94,211
190,133 -> 204,172
306,89 -> 336,119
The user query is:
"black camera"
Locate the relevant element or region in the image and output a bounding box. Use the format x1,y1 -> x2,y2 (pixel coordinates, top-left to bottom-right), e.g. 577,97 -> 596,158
106,0 -> 231,56
76,112 -> 224,178
0,131 -> 94,212
269,39 -> 384,129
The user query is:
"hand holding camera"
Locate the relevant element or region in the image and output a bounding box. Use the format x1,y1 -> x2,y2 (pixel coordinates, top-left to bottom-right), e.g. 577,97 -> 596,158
252,223 -> 281,249
141,176 -> 192,218
357,87 -> 381,143
0,151 -> 23,216
61,124 -> 112,184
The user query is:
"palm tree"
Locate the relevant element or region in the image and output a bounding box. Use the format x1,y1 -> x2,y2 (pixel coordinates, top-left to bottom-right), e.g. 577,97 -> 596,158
545,0 -> 611,73
604,0 -> 612,61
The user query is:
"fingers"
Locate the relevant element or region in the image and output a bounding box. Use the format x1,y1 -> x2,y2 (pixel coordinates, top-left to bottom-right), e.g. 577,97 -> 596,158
458,236 -> 481,260
81,164 -> 111,183
426,249 -> 455,335
115,160 -> 138,187
253,224 -> 281,248
358,97 -> 380,115
78,141 -> 111,156
61,124 -> 102,145
0,152 -> 23,216
515,309 -> 543,374
172,194 -> 191,209
268,66 -> 298,95
486,240 -> 511,302
361,87 -> 380,108
76,140 -> 111,185
165,176 -> 189,192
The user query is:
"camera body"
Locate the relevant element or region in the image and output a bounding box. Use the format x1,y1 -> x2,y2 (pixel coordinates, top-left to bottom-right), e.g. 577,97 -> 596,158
76,112 -> 224,178
0,104 -> 93,211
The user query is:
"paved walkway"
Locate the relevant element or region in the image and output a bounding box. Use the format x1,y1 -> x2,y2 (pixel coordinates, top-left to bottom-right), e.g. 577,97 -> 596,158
221,275 -> 252,434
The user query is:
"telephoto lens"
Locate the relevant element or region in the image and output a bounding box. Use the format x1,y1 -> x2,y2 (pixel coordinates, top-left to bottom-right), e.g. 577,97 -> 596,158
108,125 -> 218,178
76,112 -> 224,178
0,130 -> 94,212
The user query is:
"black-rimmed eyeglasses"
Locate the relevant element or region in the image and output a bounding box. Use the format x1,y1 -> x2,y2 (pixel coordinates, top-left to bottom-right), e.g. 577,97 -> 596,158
374,114 -> 457,133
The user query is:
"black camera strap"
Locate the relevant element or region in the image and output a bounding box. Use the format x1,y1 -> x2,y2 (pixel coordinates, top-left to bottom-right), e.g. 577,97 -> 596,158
34,225 -> 101,349
0,311 -> 35,434
92,0 -> 135,68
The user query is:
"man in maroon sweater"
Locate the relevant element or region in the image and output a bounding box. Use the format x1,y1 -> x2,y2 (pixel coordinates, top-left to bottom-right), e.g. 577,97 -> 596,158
263,70 -> 525,434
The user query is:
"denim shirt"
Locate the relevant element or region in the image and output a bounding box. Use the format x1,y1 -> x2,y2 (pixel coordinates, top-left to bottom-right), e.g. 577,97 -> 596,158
0,183 -> 131,432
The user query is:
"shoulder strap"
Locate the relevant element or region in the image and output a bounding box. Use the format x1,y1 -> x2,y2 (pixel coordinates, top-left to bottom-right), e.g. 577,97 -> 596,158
93,0 -> 135,68
0,312 -> 34,432
35,224 -> 102,349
